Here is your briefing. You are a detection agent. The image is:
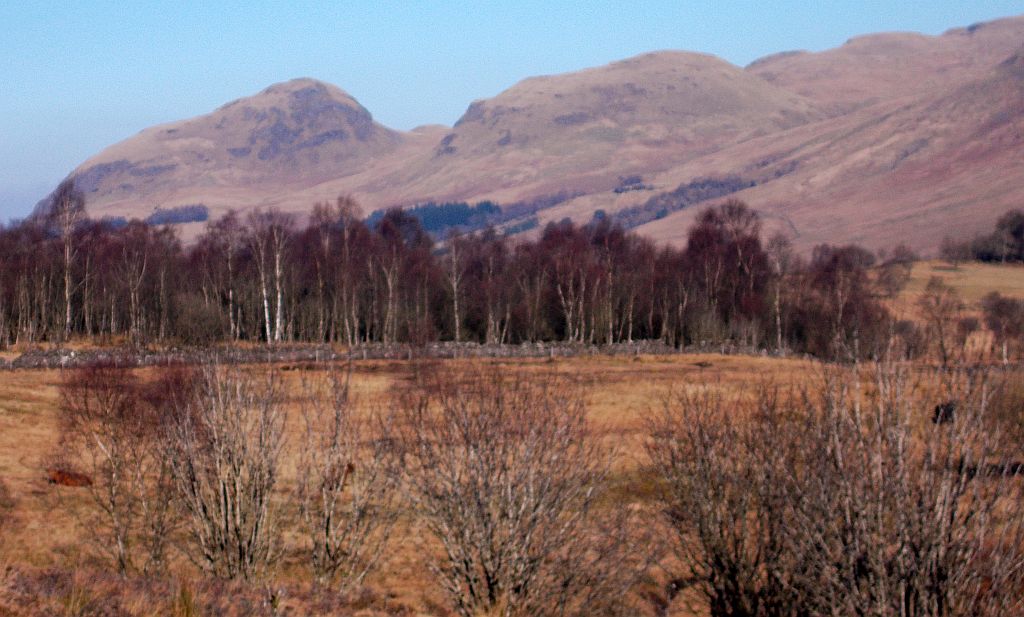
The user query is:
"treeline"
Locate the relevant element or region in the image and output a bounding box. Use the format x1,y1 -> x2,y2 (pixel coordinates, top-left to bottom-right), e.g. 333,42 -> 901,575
0,181 -> 988,361
942,209 -> 1024,263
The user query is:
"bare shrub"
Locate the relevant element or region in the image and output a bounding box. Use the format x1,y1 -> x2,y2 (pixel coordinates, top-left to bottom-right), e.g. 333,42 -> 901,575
297,364 -> 400,587
165,364 -> 286,580
58,362 -> 176,575
648,364 -> 1024,617
646,385 -> 806,616
173,292 -> 228,346
918,277 -> 964,367
395,365 -> 643,617
789,365 -> 1024,616
988,369 -> 1024,444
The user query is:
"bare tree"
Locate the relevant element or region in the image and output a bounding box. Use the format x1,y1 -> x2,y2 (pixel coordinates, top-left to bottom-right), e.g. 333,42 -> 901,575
247,210 -> 294,343
876,244 -> 917,299
445,232 -> 465,343
165,364 -> 286,580
396,365 -> 643,617
982,292 -> 1024,364
118,225 -> 150,346
940,236 -> 971,269
297,363 -> 400,588
918,276 -> 964,367
47,179 -> 85,340
58,362 -> 176,575
766,233 -> 796,354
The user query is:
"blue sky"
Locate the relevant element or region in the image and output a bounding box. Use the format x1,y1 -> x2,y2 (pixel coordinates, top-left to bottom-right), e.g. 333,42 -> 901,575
1,1 -> 1022,221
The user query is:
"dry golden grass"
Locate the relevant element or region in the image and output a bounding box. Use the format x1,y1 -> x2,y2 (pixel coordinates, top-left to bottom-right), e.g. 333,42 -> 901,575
3,353 -> 1019,615
0,353 -> 814,615
896,259 -> 1024,308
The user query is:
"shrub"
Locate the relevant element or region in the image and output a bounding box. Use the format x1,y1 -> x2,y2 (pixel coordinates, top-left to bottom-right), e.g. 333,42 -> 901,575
164,364 -> 286,580
396,365 -> 644,616
648,364 -> 1024,616
173,293 -> 228,346
58,362 -> 175,575
297,366 -> 400,587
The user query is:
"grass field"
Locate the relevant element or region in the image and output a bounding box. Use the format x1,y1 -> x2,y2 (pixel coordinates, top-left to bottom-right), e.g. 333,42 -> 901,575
898,259 -> 1024,306
0,353 -> 819,615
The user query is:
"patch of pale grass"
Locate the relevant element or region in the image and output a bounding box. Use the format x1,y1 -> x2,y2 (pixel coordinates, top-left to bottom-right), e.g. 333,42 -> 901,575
897,260 -> 1024,311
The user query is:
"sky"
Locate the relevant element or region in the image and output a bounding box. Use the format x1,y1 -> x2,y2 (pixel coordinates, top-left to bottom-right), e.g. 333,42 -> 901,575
1,1 -> 1022,221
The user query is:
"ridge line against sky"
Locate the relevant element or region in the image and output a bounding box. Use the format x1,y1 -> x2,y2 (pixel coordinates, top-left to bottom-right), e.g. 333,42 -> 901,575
2,1 -> 1023,221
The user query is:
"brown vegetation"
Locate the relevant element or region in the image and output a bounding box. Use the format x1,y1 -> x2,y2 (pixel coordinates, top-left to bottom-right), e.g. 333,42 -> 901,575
647,363 -> 1024,616
2,345 -> 1023,614
394,365 -> 647,616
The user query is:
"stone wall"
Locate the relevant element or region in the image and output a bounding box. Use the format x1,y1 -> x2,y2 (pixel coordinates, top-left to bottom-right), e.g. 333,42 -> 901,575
0,341 -> 702,370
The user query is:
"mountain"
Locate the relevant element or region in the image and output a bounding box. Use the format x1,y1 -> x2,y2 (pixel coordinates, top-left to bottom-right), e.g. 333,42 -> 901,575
392,51 -> 822,200
635,42 -> 1024,251
747,16 -> 1024,112
41,14 -> 1024,252
46,79 -> 413,221
51,52 -> 823,224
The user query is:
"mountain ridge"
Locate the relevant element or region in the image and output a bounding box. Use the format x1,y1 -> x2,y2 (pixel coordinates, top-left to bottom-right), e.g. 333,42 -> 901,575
41,14 -> 1024,253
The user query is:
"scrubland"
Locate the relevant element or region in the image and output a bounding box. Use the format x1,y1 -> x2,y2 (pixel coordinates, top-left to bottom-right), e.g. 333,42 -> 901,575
0,350 -> 1021,616
0,354 -> 808,615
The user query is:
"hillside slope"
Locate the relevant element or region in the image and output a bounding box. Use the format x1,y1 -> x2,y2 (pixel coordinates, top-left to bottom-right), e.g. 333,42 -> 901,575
632,44 -> 1024,252
42,14 -> 1024,252
45,79 -> 411,221
747,15 -> 1024,111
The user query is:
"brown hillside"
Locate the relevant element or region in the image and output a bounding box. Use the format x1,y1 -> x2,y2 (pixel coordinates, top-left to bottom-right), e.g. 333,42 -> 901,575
42,15 -> 1024,252
51,79 -> 408,222
398,51 -> 822,197
631,43 -> 1024,252
747,15 -> 1024,112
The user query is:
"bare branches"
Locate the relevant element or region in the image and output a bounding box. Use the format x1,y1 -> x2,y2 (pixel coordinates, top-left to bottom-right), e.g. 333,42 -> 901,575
57,363 -> 176,575
297,363 -> 400,588
646,384 -> 804,616
647,365 -> 1024,617
164,364 -> 286,580
395,365 -> 640,617
790,364 -> 1024,617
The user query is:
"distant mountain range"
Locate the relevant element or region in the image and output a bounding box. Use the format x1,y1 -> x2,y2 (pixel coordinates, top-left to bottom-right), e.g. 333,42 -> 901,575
41,14 -> 1024,253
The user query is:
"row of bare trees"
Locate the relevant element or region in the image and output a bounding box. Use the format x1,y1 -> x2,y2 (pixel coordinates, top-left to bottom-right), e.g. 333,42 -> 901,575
0,184 -> 945,360
53,357 -> 1024,616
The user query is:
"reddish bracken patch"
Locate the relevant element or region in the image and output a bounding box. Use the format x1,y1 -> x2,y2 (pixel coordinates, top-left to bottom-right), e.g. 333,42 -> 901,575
46,468 -> 92,488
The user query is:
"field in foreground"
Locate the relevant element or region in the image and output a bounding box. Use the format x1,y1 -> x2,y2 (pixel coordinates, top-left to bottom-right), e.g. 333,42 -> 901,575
0,353 -> 821,616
